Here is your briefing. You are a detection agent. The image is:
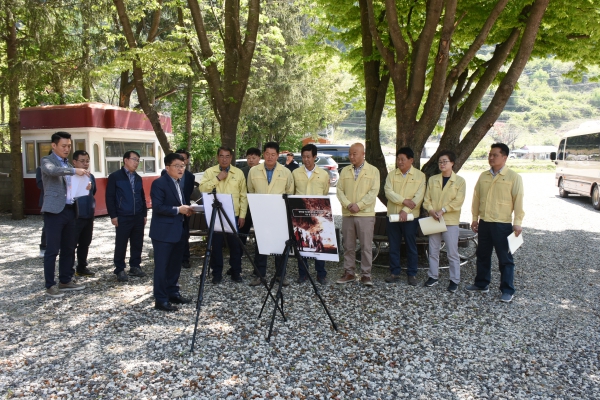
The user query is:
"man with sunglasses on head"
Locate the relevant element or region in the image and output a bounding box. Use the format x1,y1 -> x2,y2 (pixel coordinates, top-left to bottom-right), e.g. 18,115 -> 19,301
106,150 -> 148,282
200,146 -> 248,283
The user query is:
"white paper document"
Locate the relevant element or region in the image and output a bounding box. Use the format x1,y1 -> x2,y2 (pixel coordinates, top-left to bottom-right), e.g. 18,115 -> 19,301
201,193 -> 237,233
71,175 -> 91,198
418,216 -> 448,235
507,232 -> 524,254
247,194 -> 288,256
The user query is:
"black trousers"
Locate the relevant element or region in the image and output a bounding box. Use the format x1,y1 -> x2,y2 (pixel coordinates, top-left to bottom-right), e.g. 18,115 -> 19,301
43,206 -> 77,288
238,210 -> 253,245
113,214 -> 145,274
152,229 -> 186,303
40,221 -> 47,251
75,217 -> 94,269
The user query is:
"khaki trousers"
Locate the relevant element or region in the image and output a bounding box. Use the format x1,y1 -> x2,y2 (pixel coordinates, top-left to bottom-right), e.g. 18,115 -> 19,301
342,216 -> 376,277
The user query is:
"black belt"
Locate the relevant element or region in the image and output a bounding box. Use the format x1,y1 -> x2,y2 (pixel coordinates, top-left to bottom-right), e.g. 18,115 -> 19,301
64,204 -> 75,209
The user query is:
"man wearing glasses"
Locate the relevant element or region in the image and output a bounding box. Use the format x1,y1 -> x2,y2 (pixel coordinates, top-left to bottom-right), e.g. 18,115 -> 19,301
106,151 -> 148,282
175,149 -> 196,269
150,153 -> 194,312
199,146 -> 248,283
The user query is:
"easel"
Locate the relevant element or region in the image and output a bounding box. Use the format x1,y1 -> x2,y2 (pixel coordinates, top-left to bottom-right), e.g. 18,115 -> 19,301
258,194 -> 338,342
190,190 -> 284,352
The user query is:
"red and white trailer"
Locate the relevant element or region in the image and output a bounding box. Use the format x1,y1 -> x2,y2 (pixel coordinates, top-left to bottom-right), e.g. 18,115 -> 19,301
21,102 -> 172,215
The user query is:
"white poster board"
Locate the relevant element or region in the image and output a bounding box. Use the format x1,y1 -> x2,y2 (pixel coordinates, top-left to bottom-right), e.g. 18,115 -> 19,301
247,194 -> 289,255
201,192 -> 237,233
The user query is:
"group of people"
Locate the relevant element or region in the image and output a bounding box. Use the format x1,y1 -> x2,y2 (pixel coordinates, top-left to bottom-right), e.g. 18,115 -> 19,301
38,130 -> 524,313
336,142 -> 524,304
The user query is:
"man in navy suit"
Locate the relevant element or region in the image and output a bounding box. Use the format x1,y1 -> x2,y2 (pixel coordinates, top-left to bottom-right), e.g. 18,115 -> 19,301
72,150 -> 97,277
175,149 -> 196,269
150,153 -> 194,312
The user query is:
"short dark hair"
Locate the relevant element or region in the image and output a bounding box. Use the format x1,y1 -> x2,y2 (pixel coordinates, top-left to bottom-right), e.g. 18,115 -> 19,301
264,141 -> 280,153
175,149 -> 190,158
438,150 -> 456,163
301,144 -> 317,157
164,152 -> 184,166
245,147 -> 261,157
396,147 -> 414,159
73,150 -> 89,161
287,152 -> 294,157
51,131 -> 71,144
217,146 -> 233,156
123,150 -> 141,161
491,143 -> 510,156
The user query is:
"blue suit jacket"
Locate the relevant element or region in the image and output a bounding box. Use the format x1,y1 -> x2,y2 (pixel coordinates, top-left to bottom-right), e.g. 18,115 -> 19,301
149,174 -> 187,243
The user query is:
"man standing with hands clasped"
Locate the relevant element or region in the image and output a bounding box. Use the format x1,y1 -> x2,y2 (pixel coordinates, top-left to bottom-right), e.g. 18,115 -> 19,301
41,131 -> 90,297
336,143 -> 380,286
467,143 -> 524,303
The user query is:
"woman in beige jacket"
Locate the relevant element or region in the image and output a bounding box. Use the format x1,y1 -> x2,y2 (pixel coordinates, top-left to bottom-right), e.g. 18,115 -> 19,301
422,150 -> 466,292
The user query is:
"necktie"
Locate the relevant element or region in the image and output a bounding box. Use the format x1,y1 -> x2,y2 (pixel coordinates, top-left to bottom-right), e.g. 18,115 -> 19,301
175,179 -> 183,205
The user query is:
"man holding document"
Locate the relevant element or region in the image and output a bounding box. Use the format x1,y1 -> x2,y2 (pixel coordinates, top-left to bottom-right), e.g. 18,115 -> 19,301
467,143 -> 524,303
422,151 -> 466,292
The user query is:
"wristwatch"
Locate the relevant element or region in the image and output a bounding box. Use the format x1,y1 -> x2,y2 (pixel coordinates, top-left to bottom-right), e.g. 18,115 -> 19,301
441,207 -> 447,213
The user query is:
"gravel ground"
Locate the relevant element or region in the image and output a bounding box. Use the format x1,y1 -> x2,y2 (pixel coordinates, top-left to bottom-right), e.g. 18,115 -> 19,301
0,172 -> 599,399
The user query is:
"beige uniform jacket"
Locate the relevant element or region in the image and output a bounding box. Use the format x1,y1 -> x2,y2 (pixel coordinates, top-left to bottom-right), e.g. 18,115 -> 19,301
199,165 -> 248,218
337,161 -> 380,217
472,167 -> 525,226
384,167 -> 426,219
423,172 -> 466,226
292,166 -> 330,196
247,162 -> 294,195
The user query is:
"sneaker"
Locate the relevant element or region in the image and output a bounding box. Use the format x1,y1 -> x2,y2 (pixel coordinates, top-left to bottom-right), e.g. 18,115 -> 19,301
129,267 -> 147,277
39,250 -> 46,258
385,274 -> 401,283
212,276 -> 222,284
336,273 -> 356,284
58,280 -> 86,291
45,285 -> 64,298
182,260 -> 191,269
297,276 -> 308,284
465,284 -> 489,293
117,270 -> 129,282
317,276 -> 328,285
424,277 -> 439,287
500,293 -> 513,303
407,275 -> 418,286
75,267 -> 95,277
360,276 -> 373,286
249,277 -> 264,287
447,281 -> 458,293
275,276 -> 290,287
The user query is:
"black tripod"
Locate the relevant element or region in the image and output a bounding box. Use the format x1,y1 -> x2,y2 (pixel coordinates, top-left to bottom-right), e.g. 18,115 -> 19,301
258,194 -> 338,342
190,190 -> 284,352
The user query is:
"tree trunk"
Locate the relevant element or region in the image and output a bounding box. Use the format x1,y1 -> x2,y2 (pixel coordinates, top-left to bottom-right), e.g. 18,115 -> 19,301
5,4 -> 24,220
186,0 -> 260,155
185,74 -> 193,151
119,70 -> 135,108
113,0 -> 172,154
81,6 -> 91,101
359,0 -> 390,204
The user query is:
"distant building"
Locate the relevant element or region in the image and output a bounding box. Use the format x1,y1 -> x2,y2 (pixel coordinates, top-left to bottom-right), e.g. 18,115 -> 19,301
511,145 -> 557,160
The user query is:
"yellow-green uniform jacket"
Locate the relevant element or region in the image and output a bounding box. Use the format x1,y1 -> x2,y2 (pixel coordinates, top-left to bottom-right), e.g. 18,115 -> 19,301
199,164 -> 248,218
384,167 -> 426,219
247,162 -> 294,195
292,166 -> 330,196
422,172 -> 466,226
472,167 -> 525,226
337,161 -> 380,217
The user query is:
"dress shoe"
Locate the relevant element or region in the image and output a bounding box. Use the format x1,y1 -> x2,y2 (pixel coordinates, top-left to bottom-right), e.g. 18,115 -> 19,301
226,268 -> 233,276
212,276 -> 223,284
275,276 -> 290,287
297,276 -> 308,284
317,276 -> 329,285
169,294 -> 192,304
155,301 -> 178,312
360,276 -> 374,286
407,275 -> 418,286
182,260 -> 191,269
116,271 -> 128,282
129,267 -> 147,277
336,273 -> 356,284
231,274 -> 243,283
76,267 -> 96,277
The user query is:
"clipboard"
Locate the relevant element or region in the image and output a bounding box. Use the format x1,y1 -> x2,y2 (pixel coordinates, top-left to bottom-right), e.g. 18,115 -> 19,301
418,216 -> 448,235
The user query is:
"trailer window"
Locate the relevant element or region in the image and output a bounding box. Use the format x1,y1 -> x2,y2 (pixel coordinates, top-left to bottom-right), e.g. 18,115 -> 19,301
105,140 -> 156,175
